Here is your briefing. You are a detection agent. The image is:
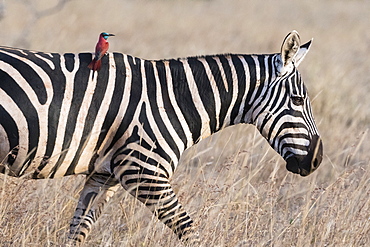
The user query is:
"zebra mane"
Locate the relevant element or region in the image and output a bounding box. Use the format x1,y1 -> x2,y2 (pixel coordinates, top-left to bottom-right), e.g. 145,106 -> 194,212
145,52 -> 276,63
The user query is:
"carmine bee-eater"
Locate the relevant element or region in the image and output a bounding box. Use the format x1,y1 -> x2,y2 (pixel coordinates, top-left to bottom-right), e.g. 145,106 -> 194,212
88,32 -> 115,71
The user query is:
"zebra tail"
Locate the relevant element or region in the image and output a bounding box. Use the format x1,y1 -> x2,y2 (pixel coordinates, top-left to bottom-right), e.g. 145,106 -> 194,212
87,58 -> 102,71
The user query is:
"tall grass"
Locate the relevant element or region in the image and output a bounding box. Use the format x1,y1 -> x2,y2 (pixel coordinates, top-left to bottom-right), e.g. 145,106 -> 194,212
0,0 -> 369,246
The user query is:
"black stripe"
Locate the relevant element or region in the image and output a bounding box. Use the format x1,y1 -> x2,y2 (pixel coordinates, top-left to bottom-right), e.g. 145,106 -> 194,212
241,55 -> 257,120
270,82 -> 284,112
218,55 -> 234,127
0,51 -> 47,105
230,55 -> 246,125
111,125 -> 171,178
290,73 -> 298,95
254,55 -> 267,101
138,184 -> 172,192
43,53 -> 65,170
257,83 -> 284,132
170,59 -> 201,143
118,147 -> 170,179
267,55 -> 275,85
0,69 -> 39,169
157,200 -> 179,218
204,56 -> 231,127
96,53 -> 126,153
138,103 -> 173,168
138,192 -> 169,200
187,57 -> 217,133
122,164 -> 168,185
0,105 -> 19,166
277,133 -> 309,154
106,55 -> 142,155
155,61 -> 187,147
65,54 -> 110,175
51,53 -> 90,176
145,60 -> 180,159
64,53 -> 76,72
280,143 -> 308,155
270,119 -> 307,144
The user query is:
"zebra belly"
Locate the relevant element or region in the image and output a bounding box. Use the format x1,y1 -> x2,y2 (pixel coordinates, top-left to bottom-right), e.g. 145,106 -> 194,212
0,119 -> 108,179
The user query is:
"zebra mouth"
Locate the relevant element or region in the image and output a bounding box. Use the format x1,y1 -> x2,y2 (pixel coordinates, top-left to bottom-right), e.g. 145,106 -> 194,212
286,156 -> 309,176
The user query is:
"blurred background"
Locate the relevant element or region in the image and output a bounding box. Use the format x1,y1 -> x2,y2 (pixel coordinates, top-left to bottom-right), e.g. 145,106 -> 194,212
0,0 -> 369,246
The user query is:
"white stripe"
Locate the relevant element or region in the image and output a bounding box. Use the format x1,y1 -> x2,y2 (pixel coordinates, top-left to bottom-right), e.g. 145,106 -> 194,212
0,124 -> 10,162
0,51 -> 54,173
248,56 -> 261,105
269,80 -> 287,114
0,61 -> 42,106
98,55 -> 132,155
74,53 -> 117,174
0,60 -> 51,175
270,115 -> 309,145
123,155 -> 167,176
222,56 -> 239,127
126,142 -> 173,176
53,55 -> 97,177
282,147 -> 308,157
279,137 -> 310,155
0,89 -> 29,174
140,61 -> 178,172
42,55 -> 79,177
152,61 -> 185,154
198,58 -> 221,130
109,57 -> 157,167
214,56 -> 229,92
0,51 -> 53,105
234,55 -> 250,123
34,54 -> 55,70
119,173 -> 170,184
164,60 -> 193,147
303,100 -> 319,135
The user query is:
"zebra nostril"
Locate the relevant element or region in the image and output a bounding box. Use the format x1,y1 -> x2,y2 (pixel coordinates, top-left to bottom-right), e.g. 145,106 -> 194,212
313,158 -> 319,168
311,136 -> 323,169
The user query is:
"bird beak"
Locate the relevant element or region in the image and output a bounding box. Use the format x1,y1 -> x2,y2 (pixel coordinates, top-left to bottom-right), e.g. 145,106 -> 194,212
108,34 -> 115,36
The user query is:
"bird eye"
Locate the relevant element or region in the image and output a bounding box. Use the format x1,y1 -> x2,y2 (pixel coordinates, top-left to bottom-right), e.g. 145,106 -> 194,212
291,96 -> 304,106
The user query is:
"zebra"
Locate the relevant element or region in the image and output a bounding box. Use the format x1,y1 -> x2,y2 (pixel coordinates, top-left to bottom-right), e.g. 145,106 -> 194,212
0,31 -> 323,245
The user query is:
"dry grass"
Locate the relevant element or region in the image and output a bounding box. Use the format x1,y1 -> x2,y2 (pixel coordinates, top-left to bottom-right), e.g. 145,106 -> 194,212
0,0 -> 369,246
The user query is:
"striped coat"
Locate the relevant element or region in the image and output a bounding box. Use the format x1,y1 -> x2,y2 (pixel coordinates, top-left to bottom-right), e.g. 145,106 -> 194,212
0,31 -> 323,244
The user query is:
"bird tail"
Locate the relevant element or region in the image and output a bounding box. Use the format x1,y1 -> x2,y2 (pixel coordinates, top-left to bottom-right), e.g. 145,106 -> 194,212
88,59 -> 102,71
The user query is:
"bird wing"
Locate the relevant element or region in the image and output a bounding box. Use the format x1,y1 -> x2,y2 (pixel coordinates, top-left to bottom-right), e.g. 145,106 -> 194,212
94,42 -> 109,60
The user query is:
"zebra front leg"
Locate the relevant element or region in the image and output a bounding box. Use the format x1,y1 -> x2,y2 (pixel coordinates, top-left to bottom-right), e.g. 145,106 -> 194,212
114,163 -> 200,245
68,173 -> 120,245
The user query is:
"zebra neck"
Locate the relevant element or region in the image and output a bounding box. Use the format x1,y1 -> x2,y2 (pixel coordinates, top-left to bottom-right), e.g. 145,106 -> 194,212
139,53 -> 275,146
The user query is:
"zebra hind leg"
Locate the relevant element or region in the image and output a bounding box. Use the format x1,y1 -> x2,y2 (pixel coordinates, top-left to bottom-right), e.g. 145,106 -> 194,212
68,173 -> 120,245
152,192 -> 200,245
113,162 -> 200,245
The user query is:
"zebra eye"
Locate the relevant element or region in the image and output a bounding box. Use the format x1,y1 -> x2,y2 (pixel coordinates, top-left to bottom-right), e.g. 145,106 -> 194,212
291,96 -> 304,106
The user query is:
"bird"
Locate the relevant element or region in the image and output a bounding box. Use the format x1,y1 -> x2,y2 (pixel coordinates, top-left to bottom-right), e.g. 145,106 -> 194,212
88,32 -> 115,71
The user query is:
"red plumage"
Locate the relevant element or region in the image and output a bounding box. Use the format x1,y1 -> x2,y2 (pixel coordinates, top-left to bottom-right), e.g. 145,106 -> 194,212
88,32 -> 114,71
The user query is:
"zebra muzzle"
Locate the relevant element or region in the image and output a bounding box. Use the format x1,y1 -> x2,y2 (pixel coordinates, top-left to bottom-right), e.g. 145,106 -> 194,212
286,135 -> 323,176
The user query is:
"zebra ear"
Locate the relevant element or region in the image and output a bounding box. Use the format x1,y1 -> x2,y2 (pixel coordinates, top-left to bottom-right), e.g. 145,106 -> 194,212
281,30 -> 301,67
293,39 -> 312,67
276,31 -> 312,75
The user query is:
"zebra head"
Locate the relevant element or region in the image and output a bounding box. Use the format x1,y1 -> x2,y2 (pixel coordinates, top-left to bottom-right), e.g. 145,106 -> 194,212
252,31 -> 323,176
